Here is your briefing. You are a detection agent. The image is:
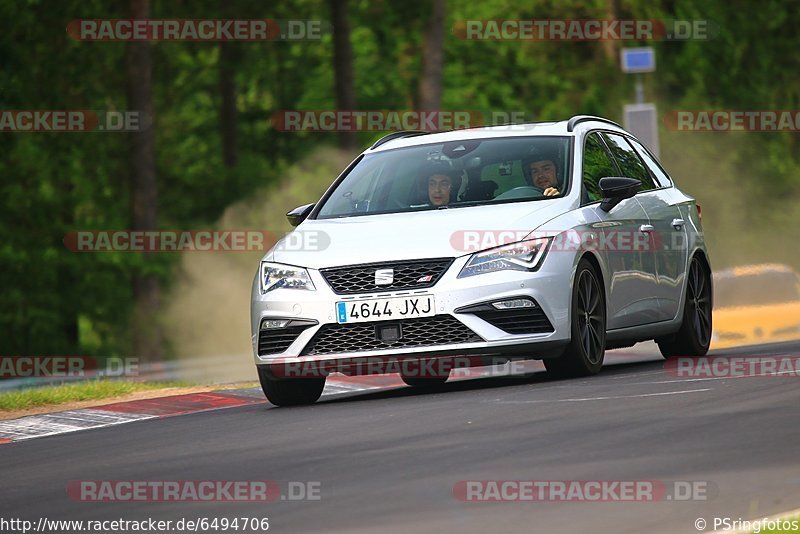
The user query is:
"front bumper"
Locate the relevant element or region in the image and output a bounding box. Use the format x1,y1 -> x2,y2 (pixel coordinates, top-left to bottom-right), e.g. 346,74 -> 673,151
250,254 -> 573,366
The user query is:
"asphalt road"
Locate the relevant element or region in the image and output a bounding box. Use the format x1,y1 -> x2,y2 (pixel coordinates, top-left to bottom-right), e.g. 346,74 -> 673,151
2,342 -> 800,534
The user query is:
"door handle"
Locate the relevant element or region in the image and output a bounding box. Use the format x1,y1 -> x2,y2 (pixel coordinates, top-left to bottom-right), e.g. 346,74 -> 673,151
639,224 -> 655,233
672,218 -> 685,229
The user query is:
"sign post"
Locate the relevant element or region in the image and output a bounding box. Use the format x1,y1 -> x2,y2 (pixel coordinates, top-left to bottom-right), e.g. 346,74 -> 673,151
620,47 -> 660,158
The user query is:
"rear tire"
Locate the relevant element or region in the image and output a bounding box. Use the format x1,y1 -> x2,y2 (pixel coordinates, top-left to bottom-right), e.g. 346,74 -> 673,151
544,258 -> 606,378
657,256 -> 712,359
257,366 -> 325,406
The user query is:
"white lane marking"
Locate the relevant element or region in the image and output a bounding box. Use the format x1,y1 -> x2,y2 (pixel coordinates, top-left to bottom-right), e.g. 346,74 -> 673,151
610,369 -> 800,386
323,381 -> 383,394
608,370 -> 666,380
0,410 -> 156,441
495,388 -> 712,403
39,411 -> 142,423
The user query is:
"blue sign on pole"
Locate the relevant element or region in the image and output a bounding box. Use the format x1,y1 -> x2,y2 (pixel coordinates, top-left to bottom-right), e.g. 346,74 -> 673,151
620,47 -> 656,73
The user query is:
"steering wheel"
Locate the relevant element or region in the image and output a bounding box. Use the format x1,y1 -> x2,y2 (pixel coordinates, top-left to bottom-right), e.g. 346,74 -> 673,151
494,186 -> 542,200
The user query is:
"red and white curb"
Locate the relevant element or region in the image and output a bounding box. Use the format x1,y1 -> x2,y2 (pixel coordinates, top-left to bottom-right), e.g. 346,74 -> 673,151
0,409 -> 157,441
0,378 -> 398,444
0,360 -> 569,445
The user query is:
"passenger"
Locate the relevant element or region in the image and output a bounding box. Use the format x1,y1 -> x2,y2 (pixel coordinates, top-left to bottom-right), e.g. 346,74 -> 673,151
428,173 -> 453,206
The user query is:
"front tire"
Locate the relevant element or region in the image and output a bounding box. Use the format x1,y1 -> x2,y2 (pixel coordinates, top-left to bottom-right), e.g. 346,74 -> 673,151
657,256 -> 712,358
257,365 -> 325,406
544,258 -> 606,378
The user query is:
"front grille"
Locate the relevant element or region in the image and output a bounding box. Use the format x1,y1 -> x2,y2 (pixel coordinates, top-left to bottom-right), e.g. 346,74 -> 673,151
301,315 -> 482,356
471,307 -> 554,334
258,326 -> 312,356
320,258 -> 453,295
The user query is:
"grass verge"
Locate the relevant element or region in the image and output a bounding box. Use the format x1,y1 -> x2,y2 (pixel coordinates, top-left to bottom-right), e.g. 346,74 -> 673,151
0,380 -> 191,411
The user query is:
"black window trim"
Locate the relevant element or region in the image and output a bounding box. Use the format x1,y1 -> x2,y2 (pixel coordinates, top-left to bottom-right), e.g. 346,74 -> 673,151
580,130 -> 621,206
600,131 -> 661,193
625,136 -> 675,188
580,128 -> 676,208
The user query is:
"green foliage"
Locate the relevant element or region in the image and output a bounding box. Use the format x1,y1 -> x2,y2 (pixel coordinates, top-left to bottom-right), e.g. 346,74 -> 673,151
1,0 -> 799,358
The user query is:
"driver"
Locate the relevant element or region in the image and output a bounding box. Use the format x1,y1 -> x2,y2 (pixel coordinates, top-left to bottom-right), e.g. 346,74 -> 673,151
522,154 -> 561,197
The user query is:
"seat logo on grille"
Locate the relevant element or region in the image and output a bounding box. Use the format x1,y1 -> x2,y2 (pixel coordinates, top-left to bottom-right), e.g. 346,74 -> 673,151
375,268 -> 394,285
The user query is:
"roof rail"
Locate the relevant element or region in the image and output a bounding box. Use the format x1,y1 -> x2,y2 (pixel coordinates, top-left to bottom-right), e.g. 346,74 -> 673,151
370,130 -> 430,149
566,115 -> 624,132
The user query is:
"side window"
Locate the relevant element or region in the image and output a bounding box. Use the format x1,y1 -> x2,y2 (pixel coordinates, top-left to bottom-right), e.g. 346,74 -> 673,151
582,133 -> 618,204
602,133 -> 657,191
627,138 -> 672,188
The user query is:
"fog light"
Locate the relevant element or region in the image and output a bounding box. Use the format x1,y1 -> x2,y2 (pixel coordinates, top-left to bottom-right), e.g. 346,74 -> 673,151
491,299 -> 536,310
261,319 -> 290,330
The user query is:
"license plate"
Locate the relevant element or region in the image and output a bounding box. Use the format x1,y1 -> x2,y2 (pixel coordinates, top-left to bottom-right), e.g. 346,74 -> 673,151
336,295 -> 435,324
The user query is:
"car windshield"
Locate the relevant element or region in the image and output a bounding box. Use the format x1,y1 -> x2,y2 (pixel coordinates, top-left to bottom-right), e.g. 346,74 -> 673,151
315,136 -> 572,219
714,271 -> 800,307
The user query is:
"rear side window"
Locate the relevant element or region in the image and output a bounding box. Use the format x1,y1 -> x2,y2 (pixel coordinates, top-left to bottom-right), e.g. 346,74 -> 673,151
627,138 -> 672,187
602,133 -> 657,191
582,133 -> 618,203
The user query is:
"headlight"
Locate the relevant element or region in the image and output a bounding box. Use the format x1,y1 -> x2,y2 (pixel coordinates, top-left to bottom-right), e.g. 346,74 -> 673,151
260,262 -> 315,294
458,237 -> 552,278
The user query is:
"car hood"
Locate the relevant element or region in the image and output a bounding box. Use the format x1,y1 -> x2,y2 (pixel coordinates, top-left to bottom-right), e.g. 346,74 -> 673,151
269,200 -> 568,269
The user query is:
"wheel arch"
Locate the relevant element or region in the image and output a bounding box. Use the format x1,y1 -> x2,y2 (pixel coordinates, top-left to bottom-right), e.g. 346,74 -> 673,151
671,247 -> 713,331
579,251 -> 605,289
688,248 -> 713,309
571,250 -> 607,320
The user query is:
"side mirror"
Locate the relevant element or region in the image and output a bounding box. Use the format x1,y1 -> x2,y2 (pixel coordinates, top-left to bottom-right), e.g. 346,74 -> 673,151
286,203 -> 315,227
598,177 -> 641,212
